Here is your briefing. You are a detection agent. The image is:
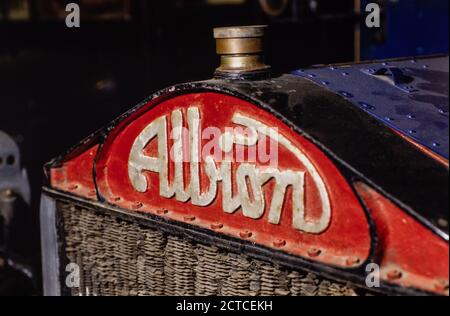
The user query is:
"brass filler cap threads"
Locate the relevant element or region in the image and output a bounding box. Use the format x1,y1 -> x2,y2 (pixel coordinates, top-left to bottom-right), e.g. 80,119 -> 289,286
213,25 -> 270,76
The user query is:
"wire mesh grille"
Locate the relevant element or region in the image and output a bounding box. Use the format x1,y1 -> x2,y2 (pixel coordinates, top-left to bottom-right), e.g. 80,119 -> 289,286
57,201 -> 363,296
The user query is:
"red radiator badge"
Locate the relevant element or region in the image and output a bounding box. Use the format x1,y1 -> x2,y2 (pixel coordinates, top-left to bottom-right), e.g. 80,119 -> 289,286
88,92 -> 371,267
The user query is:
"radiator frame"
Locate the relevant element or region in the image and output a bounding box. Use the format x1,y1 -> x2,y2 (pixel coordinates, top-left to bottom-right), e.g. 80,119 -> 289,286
40,187 -> 433,296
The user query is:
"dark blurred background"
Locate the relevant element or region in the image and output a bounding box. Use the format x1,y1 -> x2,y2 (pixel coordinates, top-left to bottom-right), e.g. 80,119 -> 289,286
0,0 -> 448,295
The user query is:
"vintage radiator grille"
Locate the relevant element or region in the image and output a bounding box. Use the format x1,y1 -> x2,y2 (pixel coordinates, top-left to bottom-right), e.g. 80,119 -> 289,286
56,201 -> 367,296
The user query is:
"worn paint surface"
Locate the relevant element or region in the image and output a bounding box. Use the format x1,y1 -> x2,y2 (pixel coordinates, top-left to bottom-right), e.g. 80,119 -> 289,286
50,145 -> 98,200
355,182 -> 449,295
93,92 -> 371,268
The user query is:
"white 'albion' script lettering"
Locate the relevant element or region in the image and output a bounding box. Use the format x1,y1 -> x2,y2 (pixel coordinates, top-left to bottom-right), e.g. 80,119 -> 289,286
128,107 -> 331,234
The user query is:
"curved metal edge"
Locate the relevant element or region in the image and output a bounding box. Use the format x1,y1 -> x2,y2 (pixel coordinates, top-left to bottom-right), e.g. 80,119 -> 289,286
39,194 -> 61,296
42,187 -> 441,297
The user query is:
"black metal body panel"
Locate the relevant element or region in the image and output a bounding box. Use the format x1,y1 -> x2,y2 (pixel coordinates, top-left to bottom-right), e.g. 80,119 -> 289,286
202,75 -> 449,239
292,56 -> 449,159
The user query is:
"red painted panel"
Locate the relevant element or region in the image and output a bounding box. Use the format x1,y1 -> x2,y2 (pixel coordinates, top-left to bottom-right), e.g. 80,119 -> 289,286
355,182 -> 449,295
94,92 -> 371,268
50,145 -> 99,200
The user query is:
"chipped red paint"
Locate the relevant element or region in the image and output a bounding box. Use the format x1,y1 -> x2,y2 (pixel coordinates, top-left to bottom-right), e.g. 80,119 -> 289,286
50,145 -> 99,200
93,92 -> 371,268
355,182 -> 449,295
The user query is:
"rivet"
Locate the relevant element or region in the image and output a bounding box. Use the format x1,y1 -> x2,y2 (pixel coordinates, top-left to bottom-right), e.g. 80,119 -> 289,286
345,257 -> 361,266
434,280 -> 449,292
359,102 -> 375,110
385,117 -> 394,121
184,215 -> 196,222
273,239 -> 286,248
88,190 -> 96,197
211,222 -> 223,230
156,209 -> 168,215
382,62 -> 388,66
422,64 -> 429,68
307,248 -> 322,258
408,130 -> 417,134
433,142 -> 441,147
239,230 -> 253,239
387,269 -> 402,280
342,72 -> 349,76
68,184 -> 79,191
133,202 -> 143,210
321,81 -> 330,85
308,73 -> 316,78
114,197 -> 121,202
407,114 -> 416,119
339,91 -> 353,98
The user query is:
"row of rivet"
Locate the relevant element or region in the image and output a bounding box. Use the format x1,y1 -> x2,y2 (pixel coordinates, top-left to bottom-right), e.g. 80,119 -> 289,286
115,197 -> 450,293
294,64 -> 446,150
62,186 -> 450,293
113,199 -> 368,267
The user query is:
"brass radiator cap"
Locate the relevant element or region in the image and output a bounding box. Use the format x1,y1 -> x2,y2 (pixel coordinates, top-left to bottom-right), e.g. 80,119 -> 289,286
213,25 -> 270,77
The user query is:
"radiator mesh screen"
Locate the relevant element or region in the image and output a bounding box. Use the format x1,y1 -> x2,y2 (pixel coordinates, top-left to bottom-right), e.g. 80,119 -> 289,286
57,201 -> 363,296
